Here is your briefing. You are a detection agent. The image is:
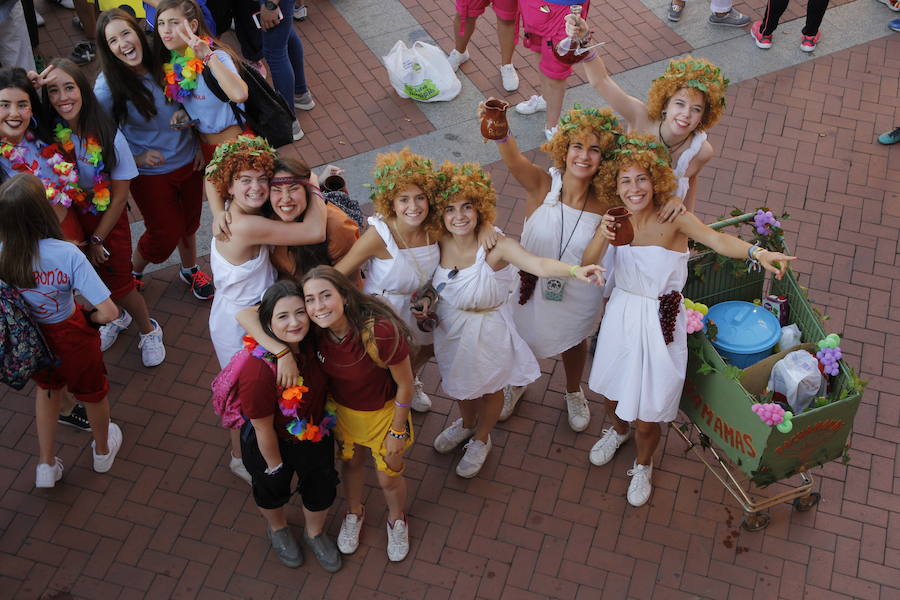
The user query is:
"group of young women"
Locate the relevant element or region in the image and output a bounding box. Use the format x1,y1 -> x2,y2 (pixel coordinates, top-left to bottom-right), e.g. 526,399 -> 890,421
0,1 -> 799,574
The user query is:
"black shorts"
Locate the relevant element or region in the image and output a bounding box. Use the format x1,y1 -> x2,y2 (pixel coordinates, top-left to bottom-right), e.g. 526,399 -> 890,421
240,424 -> 339,511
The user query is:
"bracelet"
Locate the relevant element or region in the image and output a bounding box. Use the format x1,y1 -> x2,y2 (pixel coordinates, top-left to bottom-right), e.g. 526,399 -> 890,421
569,264 -> 579,278
746,244 -> 764,272
394,401 -> 411,408
90,234 -> 104,245
264,462 -> 283,475
495,135 -> 510,144
583,51 -> 599,63
274,347 -> 291,359
201,52 -> 214,66
388,428 -> 409,439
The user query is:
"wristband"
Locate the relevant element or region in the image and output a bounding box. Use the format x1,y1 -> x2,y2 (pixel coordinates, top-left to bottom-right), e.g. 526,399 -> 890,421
495,135 -> 510,144
388,427 -> 409,439
201,52 -> 214,66
569,264 -> 579,278
394,401 -> 411,408
583,51 -> 599,63
274,347 -> 291,359
90,234 -> 104,245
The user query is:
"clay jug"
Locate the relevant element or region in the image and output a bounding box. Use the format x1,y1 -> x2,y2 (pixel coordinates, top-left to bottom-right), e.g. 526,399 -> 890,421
480,99 -> 510,140
606,206 -> 634,246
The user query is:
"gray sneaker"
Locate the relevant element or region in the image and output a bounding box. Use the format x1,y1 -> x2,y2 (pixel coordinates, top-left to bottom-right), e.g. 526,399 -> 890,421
708,8 -> 750,27
303,531 -> 342,573
269,527 -> 303,568
667,1 -> 684,22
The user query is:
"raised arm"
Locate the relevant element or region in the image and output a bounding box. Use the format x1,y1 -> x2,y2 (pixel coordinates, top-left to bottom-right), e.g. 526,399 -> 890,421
231,191 -> 327,247
490,237 -> 604,284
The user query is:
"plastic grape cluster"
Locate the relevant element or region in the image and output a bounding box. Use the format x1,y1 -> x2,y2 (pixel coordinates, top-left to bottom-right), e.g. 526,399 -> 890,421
683,298 -> 708,334
752,402 -> 785,425
518,271 -> 538,305
658,291 -> 682,344
753,209 -> 781,235
816,333 -> 842,376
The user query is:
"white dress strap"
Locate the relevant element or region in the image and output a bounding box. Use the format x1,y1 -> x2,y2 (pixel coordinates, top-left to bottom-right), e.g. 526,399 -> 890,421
542,167 -> 564,207
673,131 -> 707,178
367,215 -> 398,257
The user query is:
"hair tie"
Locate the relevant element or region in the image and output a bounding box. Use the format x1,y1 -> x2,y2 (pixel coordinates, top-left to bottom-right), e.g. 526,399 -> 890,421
270,176 -> 310,186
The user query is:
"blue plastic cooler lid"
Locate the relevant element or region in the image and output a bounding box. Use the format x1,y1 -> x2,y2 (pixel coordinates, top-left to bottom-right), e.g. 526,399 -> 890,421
706,300 -> 781,354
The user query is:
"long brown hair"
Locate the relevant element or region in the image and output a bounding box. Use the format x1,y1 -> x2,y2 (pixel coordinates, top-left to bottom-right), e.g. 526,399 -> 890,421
301,266 -> 413,365
96,9 -> 162,124
0,174 -> 64,288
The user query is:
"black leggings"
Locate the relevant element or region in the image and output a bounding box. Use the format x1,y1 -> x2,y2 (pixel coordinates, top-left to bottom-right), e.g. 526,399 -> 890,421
761,0 -> 830,36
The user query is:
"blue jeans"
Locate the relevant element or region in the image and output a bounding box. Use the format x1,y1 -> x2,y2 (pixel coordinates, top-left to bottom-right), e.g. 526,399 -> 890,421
261,0 -> 309,106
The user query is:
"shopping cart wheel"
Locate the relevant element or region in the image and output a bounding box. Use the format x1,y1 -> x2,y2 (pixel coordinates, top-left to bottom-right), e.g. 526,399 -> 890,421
793,491 -> 821,512
741,511 -> 770,532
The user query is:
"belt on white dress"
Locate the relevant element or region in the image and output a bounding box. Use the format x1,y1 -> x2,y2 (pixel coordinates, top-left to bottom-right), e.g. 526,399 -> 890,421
461,303 -> 503,314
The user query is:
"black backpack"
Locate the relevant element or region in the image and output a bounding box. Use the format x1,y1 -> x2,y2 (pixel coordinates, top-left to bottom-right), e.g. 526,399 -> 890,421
202,59 -> 296,148
0,279 -> 58,390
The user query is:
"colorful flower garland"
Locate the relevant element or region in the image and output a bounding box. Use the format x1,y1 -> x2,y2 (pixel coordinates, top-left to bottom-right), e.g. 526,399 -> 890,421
163,39 -> 212,102
54,124 -> 110,214
0,131 -> 85,209
241,336 -> 336,442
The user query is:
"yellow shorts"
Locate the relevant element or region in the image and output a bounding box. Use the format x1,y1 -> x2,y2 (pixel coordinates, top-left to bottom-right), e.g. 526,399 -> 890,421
333,400 -> 413,476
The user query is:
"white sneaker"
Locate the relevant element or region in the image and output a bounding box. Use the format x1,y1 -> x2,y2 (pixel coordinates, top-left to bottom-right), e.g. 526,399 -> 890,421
337,510 -> 364,554
229,454 -> 252,485
411,377 -> 432,412
50,0 -> 75,8
433,418 -> 474,453
92,422 -> 122,473
99,308 -> 132,351
456,436 -> 491,478
138,319 -> 165,367
544,126 -> 559,141
626,461 -> 653,507
447,49 -> 470,72
589,427 -> 632,466
35,457 -> 63,488
35,11 -> 46,26
386,517 -> 410,562
499,385 -> 526,422
292,121 -> 305,141
499,63 -> 519,91
565,388 -> 590,432
515,95 -> 547,115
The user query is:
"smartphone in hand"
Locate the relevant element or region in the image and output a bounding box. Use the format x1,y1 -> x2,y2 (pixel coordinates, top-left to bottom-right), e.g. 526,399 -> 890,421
252,8 -> 284,28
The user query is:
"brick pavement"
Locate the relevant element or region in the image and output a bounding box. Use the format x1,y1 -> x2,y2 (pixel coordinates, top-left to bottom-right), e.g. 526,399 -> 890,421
2,2 -> 899,599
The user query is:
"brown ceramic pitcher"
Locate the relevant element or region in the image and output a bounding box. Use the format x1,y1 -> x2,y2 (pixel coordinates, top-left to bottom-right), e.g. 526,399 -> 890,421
606,206 -> 634,246
480,99 -> 510,140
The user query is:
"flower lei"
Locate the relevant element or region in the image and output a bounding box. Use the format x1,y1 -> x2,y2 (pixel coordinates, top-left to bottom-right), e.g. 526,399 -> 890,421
163,39 -> 213,102
54,124 -> 110,214
241,336 -> 337,443
0,131 -> 85,208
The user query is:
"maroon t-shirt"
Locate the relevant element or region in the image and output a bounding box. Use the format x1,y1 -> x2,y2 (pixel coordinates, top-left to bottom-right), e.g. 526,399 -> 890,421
316,318 -> 409,412
238,350 -> 328,441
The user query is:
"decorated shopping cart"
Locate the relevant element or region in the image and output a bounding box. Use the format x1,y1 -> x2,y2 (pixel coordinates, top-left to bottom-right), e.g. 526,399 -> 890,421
673,212 -> 864,531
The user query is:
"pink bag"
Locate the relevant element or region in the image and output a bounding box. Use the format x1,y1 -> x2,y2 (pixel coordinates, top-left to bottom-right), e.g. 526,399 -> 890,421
211,344 -> 276,429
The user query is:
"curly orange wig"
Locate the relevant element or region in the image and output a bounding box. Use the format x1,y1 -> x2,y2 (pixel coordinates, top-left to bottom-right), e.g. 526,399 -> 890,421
646,56 -> 729,131
369,146 -> 439,217
597,133 -> 679,209
430,162 -> 497,240
541,105 -> 621,169
206,135 -> 277,199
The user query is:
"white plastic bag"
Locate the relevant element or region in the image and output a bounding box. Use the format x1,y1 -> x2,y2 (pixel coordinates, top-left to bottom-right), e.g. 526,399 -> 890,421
777,324 -> 802,352
767,350 -> 825,414
382,40 -> 461,102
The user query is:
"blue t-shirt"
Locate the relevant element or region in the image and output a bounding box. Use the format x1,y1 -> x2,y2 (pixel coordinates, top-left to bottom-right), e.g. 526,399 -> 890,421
0,238 -> 111,324
68,130 -> 139,193
180,49 -> 243,135
94,72 -> 198,176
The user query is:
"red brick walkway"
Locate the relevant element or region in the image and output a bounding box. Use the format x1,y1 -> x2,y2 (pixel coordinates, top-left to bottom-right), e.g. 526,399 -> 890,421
3,3 -> 899,599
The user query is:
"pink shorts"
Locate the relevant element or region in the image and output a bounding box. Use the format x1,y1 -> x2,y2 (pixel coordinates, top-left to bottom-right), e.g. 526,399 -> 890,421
455,0 -> 517,21
520,0 -> 591,80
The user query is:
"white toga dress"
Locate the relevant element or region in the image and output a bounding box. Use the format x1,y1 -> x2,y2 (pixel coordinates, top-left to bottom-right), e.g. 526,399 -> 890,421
363,215 -> 440,347
514,168 -> 607,358
432,245 -> 541,400
673,131 -> 707,203
209,238 -> 276,368
588,245 -> 689,423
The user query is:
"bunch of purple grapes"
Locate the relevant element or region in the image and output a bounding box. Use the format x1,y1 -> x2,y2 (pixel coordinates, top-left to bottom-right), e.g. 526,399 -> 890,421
518,271 -> 538,305
816,346 -> 842,376
754,210 -> 781,235
658,291 -> 682,344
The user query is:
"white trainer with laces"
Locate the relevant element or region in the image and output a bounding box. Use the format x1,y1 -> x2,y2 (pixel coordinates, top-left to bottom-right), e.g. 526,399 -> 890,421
92,422 -> 123,473
515,95 -> 547,115
447,49 -> 470,71
229,455 -> 252,485
499,385 -> 526,422
337,510 -> 365,554
565,388 -> 591,432
589,427 -> 632,466
433,418 -> 474,453
386,517 -> 410,562
99,308 -> 132,351
35,457 -> 63,488
626,461 -> 653,507
411,376 -> 432,412
499,63 -> 519,91
138,319 -> 166,367
456,436 -> 491,478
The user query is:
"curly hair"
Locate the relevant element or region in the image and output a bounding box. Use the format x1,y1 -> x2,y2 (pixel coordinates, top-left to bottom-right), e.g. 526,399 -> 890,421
369,146 -> 436,210
541,105 -> 621,169
596,133 -> 679,209
430,162 -> 497,240
206,135 -> 277,199
646,56 -> 729,131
